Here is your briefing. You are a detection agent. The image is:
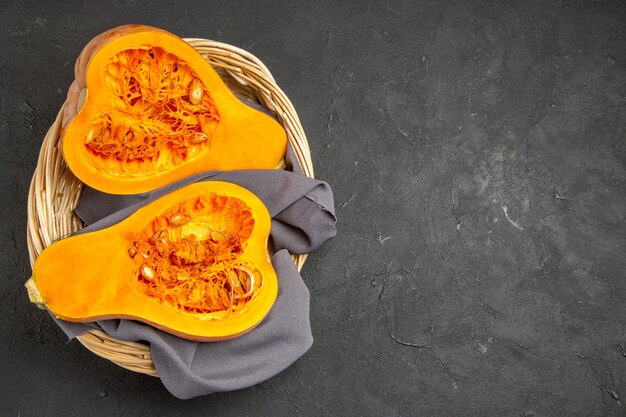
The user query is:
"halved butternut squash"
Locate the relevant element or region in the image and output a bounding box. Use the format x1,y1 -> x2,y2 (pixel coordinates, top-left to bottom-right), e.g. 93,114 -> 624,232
26,181 -> 278,341
62,24 -> 287,194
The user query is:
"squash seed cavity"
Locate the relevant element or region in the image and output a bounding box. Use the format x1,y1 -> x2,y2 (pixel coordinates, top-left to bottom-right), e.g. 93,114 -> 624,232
85,47 -> 219,169
130,192 -> 260,315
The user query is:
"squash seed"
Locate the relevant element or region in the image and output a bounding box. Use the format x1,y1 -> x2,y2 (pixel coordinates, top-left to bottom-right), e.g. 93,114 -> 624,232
191,132 -> 208,144
85,128 -> 95,143
140,264 -> 155,281
170,213 -> 191,227
188,78 -> 203,104
152,230 -> 169,245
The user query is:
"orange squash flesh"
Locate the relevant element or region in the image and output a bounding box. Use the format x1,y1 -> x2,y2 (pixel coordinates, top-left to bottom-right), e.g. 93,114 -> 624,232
26,182 -> 278,341
62,25 -> 287,195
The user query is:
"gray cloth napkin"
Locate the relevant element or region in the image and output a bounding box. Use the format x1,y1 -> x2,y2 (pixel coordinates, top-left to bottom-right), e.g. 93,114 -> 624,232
54,168 -> 336,399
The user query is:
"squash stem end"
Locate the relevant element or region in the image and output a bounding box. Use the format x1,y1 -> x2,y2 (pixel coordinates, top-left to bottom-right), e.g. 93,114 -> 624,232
25,276 -> 47,309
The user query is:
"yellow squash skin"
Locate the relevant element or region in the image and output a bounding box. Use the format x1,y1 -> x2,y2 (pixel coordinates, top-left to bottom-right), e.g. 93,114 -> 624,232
62,24 -> 287,194
26,182 -> 278,341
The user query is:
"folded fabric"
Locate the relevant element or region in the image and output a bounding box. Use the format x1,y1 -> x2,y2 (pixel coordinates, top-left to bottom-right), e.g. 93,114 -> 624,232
75,169 -> 335,254
54,168 -> 336,399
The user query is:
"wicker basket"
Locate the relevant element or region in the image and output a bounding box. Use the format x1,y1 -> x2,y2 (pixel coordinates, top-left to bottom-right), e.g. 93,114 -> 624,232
26,39 -> 314,377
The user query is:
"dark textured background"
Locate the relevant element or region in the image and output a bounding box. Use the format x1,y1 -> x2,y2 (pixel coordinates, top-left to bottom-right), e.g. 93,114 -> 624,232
1,0 -> 625,416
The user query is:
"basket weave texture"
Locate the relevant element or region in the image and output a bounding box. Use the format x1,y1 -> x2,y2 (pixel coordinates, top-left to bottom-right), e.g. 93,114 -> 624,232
26,39 -> 314,377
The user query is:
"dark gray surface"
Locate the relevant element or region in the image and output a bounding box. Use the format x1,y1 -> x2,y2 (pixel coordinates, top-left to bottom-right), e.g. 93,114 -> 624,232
1,0 -> 624,415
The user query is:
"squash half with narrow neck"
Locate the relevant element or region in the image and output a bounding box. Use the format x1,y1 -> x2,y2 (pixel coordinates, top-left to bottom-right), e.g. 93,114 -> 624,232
62,24 -> 287,194
26,181 -> 278,341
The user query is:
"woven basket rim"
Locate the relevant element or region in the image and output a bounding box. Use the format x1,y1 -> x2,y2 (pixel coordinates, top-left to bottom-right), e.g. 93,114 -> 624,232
26,37 -> 313,377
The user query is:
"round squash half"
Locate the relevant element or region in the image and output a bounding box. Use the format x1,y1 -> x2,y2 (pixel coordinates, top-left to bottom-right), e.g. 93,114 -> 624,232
62,25 -> 287,194
26,181 -> 278,341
